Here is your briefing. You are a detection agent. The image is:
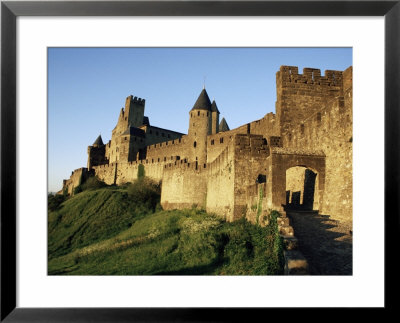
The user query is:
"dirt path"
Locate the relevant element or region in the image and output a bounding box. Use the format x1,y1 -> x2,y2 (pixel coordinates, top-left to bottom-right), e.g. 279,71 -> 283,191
286,211 -> 352,275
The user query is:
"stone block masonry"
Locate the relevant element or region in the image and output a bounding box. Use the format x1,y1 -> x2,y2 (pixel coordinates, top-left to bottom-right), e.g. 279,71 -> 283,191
62,65 -> 352,228
161,161 -> 208,210
62,167 -> 93,195
206,141 -> 236,220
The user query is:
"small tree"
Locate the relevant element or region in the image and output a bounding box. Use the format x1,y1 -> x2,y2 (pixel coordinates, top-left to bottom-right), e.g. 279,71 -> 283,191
48,193 -> 65,211
137,164 -> 145,179
128,177 -> 161,211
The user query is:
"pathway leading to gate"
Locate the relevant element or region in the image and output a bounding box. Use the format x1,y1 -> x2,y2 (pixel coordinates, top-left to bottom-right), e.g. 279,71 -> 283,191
286,211 -> 352,275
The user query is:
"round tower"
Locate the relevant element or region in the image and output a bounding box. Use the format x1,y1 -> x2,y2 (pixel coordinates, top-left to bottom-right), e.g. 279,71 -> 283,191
188,88 -> 212,165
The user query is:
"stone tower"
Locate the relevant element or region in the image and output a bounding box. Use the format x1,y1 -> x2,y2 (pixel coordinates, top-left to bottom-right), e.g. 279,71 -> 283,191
115,95 -> 145,136
123,95 -> 145,128
211,100 -> 220,134
87,135 -> 106,169
188,88 -> 212,166
109,95 -> 146,163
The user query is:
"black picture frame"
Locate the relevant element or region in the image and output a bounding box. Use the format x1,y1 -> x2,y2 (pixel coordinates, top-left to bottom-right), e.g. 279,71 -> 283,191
1,1 -> 399,321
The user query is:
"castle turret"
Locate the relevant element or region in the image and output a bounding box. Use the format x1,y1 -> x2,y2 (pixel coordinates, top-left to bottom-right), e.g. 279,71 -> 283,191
188,88 -> 212,165
92,135 -> 104,147
87,134 -> 107,169
211,100 -> 220,134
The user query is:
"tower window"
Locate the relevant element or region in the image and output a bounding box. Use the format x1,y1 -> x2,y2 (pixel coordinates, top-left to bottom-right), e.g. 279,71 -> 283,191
194,141 -> 197,148
198,111 -> 200,116
211,139 -> 214,145
220,137 -> 224,144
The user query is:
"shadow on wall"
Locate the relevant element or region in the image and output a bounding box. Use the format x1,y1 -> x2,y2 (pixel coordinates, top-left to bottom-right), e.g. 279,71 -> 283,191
287,211 -> 352,275
285,167 -> 317,211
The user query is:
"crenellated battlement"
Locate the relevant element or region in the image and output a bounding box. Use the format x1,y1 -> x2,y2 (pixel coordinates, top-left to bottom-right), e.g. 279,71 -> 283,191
147,137 -> 184,151
276,65 -> 346,136
278,65 -> 343,87
126,95 -> 145,106
163,158 -> 207,172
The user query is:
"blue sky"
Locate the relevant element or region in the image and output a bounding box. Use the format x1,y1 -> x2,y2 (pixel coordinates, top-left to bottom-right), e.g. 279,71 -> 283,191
48,47 -> 352,192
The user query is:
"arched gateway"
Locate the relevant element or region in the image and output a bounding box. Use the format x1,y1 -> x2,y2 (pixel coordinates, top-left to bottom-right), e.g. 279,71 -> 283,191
265,147 -> 325,213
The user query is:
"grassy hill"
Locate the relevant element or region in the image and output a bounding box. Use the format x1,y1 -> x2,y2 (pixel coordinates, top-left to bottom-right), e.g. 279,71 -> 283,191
48,181 -> 284,275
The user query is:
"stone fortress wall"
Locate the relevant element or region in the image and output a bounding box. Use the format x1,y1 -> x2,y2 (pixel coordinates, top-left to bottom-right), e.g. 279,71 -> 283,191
62,167 -> 93,195
62,65 -> 353,226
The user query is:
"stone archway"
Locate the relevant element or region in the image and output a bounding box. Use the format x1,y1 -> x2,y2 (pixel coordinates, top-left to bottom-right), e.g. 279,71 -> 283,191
266,149 -> 325,212
285,166 -> 319,211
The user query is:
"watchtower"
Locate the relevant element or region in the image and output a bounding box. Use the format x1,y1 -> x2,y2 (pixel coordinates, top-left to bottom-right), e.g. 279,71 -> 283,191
188,88 -> 212,165
123,95 -> 145,128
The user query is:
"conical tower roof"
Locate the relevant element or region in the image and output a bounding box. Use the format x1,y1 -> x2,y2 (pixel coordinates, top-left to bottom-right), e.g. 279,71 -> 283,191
93,135 -> 104,146
219,118 -> 230,132
191,88 -> 212,111
211,100 -> 220,113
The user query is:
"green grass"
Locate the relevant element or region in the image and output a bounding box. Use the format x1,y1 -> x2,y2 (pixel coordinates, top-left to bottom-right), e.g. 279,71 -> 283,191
48,185 -> 284,275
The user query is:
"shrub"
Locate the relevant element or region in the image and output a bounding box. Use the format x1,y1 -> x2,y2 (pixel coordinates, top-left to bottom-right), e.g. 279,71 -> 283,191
127,177 -> 161,211
74,186 -> 83,195
81,176 -> 107,191
48,193 -> 65,211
